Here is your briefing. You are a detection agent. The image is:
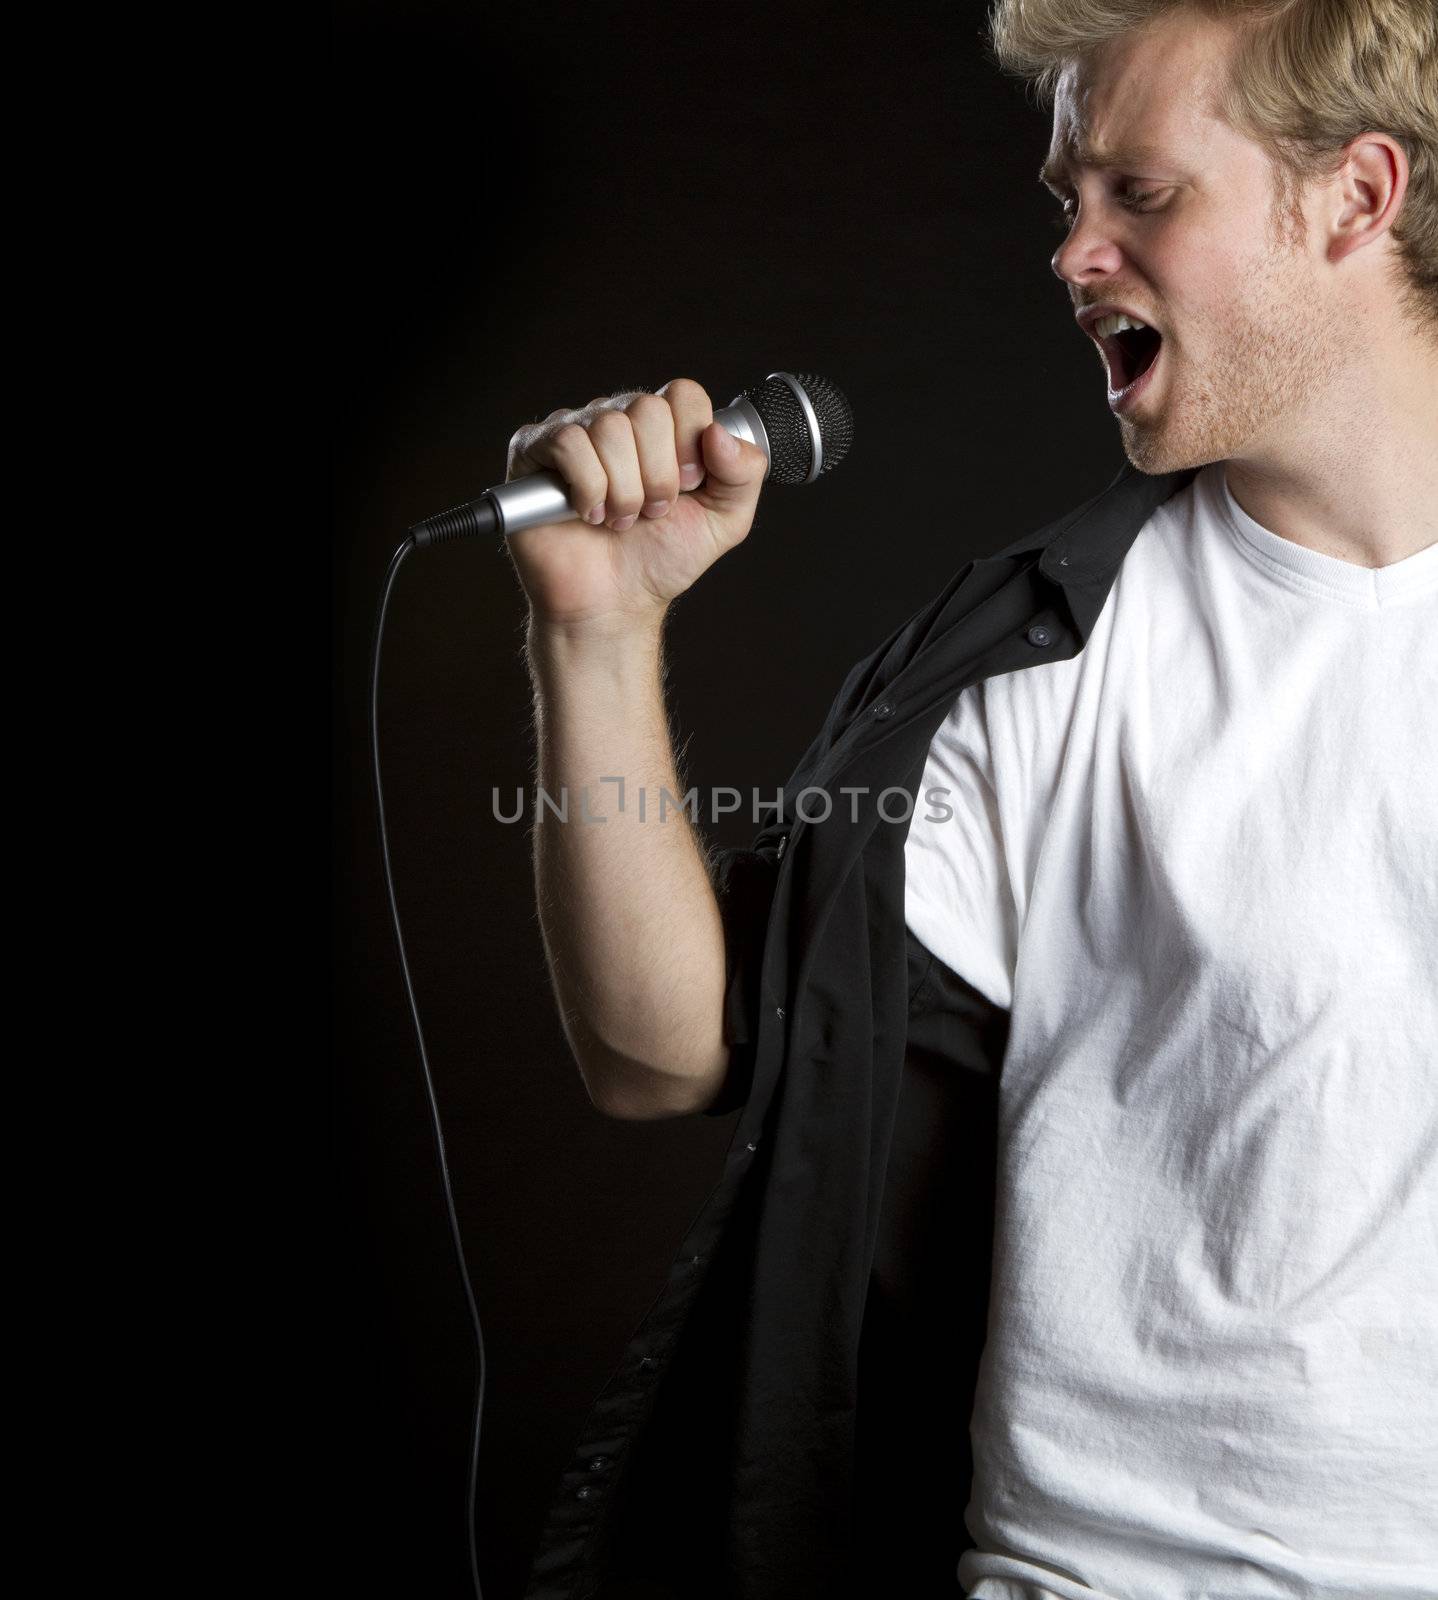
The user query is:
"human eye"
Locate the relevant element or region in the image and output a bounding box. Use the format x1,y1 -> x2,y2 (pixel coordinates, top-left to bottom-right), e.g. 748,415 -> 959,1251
1116,184 -> 1170,214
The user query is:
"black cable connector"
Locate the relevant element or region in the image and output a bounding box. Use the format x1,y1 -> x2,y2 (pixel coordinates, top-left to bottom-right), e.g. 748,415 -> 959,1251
409,495 -> 502,548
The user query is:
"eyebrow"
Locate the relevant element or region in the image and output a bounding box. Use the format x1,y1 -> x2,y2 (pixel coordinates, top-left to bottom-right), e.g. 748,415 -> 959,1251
1039,140 -> 1174,188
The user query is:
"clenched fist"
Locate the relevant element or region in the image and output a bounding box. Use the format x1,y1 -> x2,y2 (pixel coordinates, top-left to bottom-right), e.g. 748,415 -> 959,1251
504,378 -> 768,633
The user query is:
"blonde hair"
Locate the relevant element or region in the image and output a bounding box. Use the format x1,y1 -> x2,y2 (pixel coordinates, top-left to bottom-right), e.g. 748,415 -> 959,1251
988,0 -> 1438,325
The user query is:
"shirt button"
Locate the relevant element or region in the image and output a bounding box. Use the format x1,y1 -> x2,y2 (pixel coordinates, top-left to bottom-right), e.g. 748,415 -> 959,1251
871,701 -> 893,719
575,1485 -> 598,1501
775,1006 -> 785,1020
746,1140 -> 759,1152
638,1356 -> 658,1372
1027,624 -> 1054,647
587,1455 -> 613,1472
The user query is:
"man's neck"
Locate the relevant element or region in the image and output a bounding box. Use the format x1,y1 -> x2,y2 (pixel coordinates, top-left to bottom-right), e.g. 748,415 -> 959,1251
1222,317 -> 1438,570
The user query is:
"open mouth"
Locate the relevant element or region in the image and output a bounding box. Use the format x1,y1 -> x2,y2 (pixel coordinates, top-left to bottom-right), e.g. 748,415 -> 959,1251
1092,312 -> 1163,394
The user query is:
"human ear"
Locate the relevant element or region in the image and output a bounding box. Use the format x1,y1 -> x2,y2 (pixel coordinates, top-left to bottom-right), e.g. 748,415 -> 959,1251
1327,132 -> 1409,266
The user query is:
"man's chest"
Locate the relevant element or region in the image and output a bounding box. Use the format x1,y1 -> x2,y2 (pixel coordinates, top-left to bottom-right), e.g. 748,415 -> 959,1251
1004,600 -> 1435,1020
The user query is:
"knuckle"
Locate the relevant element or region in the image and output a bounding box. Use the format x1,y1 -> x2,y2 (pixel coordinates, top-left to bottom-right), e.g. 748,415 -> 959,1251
552,440 -> 602,498
658,376 -> 708,408
588,408 -> 634,447
624,392 -> 668,425
507,423 -> 543,479
551,421 -> 589,451
588,412 -> 633,464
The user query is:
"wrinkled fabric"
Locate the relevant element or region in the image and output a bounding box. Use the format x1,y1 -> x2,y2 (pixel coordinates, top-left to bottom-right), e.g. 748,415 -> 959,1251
907,464 -> 1438,1597
523,465 -> 1198,1600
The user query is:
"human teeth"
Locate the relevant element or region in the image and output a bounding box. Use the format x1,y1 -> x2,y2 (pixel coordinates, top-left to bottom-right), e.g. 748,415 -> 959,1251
1093,313 -> 1149,337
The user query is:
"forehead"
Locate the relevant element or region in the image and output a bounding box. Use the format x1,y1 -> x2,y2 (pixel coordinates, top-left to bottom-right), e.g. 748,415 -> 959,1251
1043,10 -> 1239,181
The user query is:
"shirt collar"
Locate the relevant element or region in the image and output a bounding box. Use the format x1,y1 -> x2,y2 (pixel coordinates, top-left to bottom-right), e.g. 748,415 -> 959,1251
1027,462 -> 1198,642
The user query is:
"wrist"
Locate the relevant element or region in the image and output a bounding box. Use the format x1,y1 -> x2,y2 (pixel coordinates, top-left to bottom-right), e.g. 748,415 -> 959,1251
526,607 -> 667,687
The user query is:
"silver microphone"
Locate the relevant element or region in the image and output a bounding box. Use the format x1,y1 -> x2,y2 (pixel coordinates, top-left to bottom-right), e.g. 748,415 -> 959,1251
409,371 -> 854,548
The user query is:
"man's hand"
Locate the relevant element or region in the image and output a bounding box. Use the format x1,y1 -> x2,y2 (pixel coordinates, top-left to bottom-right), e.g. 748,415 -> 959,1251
504,378 -> 768,635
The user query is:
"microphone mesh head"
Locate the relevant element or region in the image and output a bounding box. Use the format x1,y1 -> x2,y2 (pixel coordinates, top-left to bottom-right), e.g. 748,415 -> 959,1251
742,372 -> 854,485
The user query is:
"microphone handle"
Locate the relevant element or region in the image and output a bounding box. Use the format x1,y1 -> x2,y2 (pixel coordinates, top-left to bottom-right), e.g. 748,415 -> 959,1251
410,397 -> 770,549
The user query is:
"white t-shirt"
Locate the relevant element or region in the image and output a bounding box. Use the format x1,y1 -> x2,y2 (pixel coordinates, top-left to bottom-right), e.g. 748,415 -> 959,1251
904,463 -> 1438,1599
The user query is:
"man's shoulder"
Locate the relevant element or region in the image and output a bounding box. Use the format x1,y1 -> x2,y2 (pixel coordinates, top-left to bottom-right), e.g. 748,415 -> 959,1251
803,463 -> 1201,753
988,460 -> 1200,570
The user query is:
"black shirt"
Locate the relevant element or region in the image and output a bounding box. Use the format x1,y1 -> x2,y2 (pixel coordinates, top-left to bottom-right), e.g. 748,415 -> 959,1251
523,462 -> 1196,1600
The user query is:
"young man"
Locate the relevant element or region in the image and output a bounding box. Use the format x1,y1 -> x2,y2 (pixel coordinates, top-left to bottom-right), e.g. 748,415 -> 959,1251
510,2 -> 1436,1594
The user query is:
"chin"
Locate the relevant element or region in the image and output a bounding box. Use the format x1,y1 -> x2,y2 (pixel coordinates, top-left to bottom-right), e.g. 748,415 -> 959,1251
1118,423 -> 1195,476
1117,409 -> 1228,477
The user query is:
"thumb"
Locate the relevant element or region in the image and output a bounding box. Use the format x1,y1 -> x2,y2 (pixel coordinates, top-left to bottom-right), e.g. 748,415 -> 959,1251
695,421 -> 766,512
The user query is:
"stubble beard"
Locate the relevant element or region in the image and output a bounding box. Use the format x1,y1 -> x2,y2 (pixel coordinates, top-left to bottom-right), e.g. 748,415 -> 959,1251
1116,231 -> 1338,476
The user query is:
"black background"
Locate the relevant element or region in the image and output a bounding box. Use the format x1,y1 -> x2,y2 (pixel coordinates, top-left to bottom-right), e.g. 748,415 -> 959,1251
332,1 -> 1124,1593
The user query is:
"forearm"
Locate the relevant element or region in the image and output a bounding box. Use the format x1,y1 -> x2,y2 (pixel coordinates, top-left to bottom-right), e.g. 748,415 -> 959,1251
527,613 -> 730,1118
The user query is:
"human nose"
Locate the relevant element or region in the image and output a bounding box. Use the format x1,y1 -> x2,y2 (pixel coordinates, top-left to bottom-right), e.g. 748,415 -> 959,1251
1051,203 -> 1125,287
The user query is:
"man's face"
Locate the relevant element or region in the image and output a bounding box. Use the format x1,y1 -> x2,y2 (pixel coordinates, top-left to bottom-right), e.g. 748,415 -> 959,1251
1044,10 -> 1342,473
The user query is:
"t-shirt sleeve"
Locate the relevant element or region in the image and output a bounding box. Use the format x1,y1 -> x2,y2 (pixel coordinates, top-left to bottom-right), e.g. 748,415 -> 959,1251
903,683 -> 1017,1012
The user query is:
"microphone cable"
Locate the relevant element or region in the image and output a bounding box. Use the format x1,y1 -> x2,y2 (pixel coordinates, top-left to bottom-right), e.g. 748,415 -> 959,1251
368,533 -> 487,1600
361,372 -> 851,1599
